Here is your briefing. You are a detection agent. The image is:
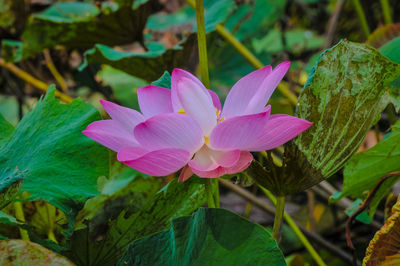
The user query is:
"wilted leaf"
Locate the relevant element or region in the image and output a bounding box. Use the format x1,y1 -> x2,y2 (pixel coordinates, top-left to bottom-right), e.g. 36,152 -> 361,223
364,196 -> 400,265
2,1 -> 153,61
68,178 -> 206,266
80,34 -> 197,82
118,208 -> 285,266
0,86 -> 109,237
249,40 -> 400,195
0,239 -> 74,265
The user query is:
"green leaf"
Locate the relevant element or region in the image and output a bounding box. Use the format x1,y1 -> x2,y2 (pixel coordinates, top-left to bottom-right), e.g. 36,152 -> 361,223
0,113 -> 13,146
0,239 -> 74,265
0,86 -> 109,236
379,37 -> 400,111
152,71 -> 172,89
0,115 -> 21,210
379,36 -> 400,64
68,178 -> 206,266
146,0 -> 236,33
118,208 -> 285,266
334,120 -> 400,217
80,34 -> 197,82
2,1 -> 152,62
344,199 -> 371,224
248,40 -> 400,195
0,210 -> 19,226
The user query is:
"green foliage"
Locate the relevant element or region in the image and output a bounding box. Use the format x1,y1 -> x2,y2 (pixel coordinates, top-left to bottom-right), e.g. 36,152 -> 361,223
146,0 -> 236,33
0,86 -> 109,236
68,178 -> 206,266
334,120 -> 400,217
0,239 -> 74,265
380,36 -> 400,64
118,208 -> 285,266
208,0 -> 286,96
0,0 -> 25,29
151,71 -> 172,89
2,1 -> 152,62
80,35 -> 197,82
379,36 -> 400,111
0,114 -> 13,146
224,0 -> 287,41
248,40 -> 400,195
252,29 -> 324,55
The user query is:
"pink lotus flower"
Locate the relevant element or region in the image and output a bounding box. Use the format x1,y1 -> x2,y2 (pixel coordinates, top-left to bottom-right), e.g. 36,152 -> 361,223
83,62 -> 312,181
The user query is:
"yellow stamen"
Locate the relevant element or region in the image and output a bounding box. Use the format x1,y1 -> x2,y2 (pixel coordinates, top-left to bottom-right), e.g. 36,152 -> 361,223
204,136 -> 210,145
178,108 -> 186,114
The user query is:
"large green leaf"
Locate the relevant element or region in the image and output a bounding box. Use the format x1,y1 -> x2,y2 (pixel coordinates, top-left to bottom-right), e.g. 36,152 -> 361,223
333,120 -> 400,216
2,1 -> 152,62
0,239 -> 74,265
0,86 -> 109,236
248,40 -> 400,195
80,34 -> 197,82
118,208 -> 285,266
68,178 -> 206,266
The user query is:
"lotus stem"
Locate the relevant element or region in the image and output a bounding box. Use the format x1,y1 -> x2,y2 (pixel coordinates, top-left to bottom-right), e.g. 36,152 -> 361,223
205,179 -> 216,208
194,0 -> 220,207
259,186 -> 327,266
214,179 -> 220,208
44,49 -> 69,93
380,0 -> 392,25
13,201 -> 29,241
272,195 -> 285,240
351,0 -> 370,38
194,0 -> 210,89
